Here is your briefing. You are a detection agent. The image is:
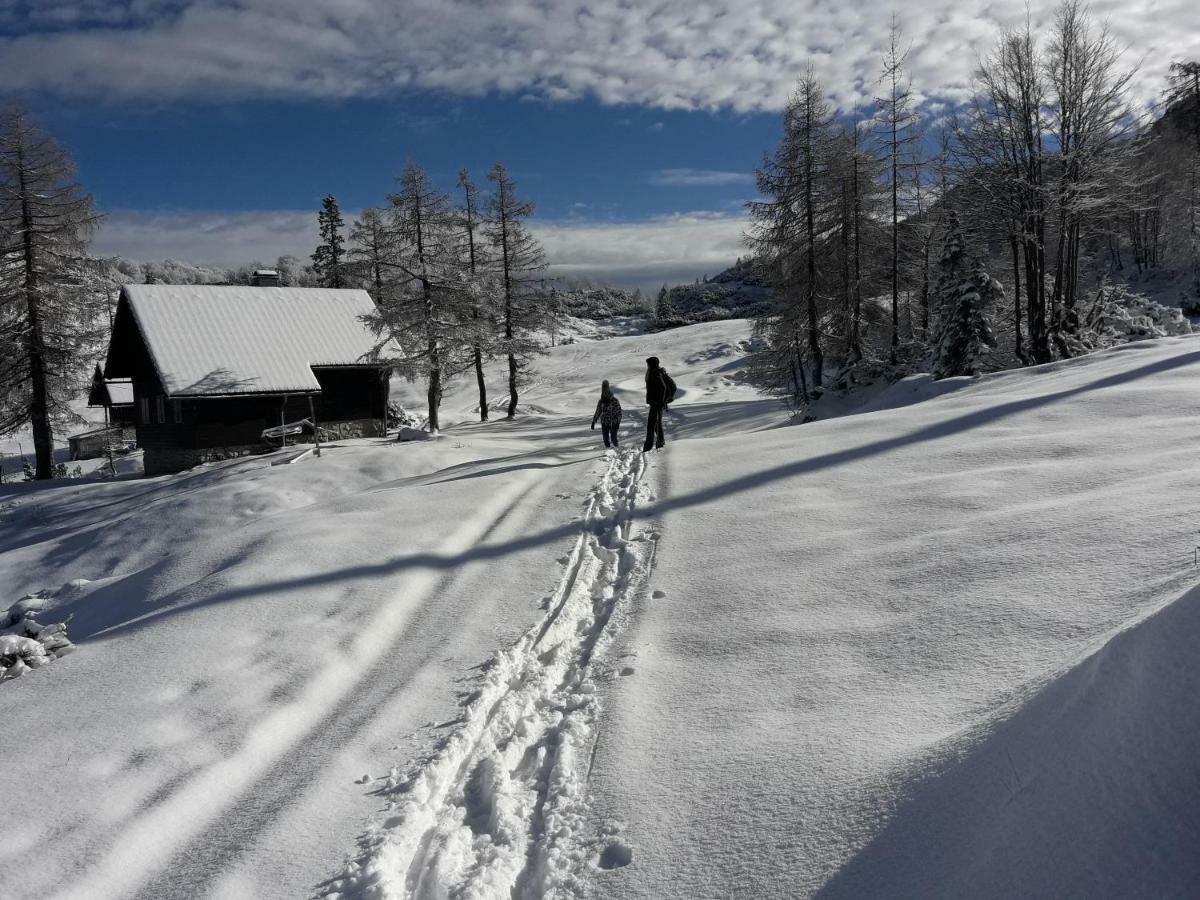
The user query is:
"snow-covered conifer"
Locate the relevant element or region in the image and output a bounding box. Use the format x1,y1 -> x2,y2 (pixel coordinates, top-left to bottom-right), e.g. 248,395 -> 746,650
933,211 -> 998,379
655,284 -> 678,325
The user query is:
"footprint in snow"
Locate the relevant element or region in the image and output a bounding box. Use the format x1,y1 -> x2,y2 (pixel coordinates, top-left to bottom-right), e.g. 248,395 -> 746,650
598,842 -> 633,870
619,667 -> 635,676
651,589 -> 666,599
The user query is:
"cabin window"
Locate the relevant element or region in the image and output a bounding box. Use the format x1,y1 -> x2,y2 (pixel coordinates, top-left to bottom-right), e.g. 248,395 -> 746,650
171,399 -> 183,424
139,397 -> 150,424
155,396 -> 166,423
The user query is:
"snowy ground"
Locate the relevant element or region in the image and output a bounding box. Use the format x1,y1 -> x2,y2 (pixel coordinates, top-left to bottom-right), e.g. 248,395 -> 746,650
2,319 -> 1199,898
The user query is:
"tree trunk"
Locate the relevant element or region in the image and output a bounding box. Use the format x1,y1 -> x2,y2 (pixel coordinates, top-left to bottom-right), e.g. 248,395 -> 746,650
427,341 -> 441,434
18,157 -> 52,480
1010,232 -> 1028,365
792,332 -> 810,405
803,117 -> 823,389
506,353 -> 518,418
474,345 -> 488,421
890,139 -> 900,358
850,147 -> 864,364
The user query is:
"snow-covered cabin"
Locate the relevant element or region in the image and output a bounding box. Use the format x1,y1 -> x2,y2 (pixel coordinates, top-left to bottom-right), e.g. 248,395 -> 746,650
87,365 -> 136,428
102,284 -> 392,476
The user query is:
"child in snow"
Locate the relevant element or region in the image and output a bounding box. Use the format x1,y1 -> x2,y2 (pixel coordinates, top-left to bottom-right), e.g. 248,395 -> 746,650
591,380 -> 623,449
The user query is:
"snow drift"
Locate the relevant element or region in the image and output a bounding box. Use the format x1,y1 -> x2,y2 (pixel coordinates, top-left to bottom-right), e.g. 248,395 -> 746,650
819,581 -> 1200,898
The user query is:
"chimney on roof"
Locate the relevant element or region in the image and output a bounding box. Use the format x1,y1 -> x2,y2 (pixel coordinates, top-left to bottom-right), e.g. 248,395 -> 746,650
251,269 -> 281,287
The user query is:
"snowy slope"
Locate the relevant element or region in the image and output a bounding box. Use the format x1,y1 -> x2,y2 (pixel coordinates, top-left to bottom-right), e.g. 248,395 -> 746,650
587,335 -> 1200,898
0,320 -> 764,899
3,321 -> 1200,899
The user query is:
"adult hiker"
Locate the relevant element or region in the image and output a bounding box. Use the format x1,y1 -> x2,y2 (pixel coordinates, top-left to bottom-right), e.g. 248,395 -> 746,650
591,379 -> 623,449
643,356 -> 676,452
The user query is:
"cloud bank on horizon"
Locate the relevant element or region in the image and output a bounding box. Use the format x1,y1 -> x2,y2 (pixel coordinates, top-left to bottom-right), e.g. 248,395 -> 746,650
9,1 -> 1199,289
2,0 -> 1197,113
93,208 -> 749,291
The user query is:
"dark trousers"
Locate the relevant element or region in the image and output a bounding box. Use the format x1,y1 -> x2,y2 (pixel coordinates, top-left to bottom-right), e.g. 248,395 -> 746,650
643,404 -> 665,451
602,422 -> 619,448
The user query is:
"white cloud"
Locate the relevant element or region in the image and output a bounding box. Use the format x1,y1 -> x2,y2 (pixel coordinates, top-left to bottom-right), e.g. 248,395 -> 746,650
0,1 -> 1193,113
650,169 -> 755,187
94,207 -> 748,290
92,209 -> 319,267
536,211 -> 748,288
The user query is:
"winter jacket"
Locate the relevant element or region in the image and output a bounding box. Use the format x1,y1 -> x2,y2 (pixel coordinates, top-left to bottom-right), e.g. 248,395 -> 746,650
645,357 -> 676,406
593,395 -> 623,428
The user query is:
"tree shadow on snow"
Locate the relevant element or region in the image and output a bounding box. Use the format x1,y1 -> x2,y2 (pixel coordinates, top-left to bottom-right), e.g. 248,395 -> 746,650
62,348 -> 1200,644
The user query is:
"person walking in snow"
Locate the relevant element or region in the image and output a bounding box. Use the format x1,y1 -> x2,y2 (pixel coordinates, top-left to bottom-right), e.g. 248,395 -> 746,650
642,356 -> 676,452
591,380 -> 623,449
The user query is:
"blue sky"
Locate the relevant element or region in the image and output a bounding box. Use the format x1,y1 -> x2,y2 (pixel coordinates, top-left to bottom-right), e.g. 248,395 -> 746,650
2,1 -> 1196,289
43,96 -> 771,219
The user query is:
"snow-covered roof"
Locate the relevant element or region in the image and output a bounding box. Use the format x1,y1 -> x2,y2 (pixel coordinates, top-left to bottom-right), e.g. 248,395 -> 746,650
87,374 -> 134,408
112,285 -> 390,397
105,380 -> 134,405
68,425 -> 127,440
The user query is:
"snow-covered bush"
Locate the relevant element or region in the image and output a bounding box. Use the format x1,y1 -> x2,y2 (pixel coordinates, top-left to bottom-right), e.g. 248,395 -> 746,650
386,401 -> 417,429
829,340 -> 932,391
1069,284 -> 1193,354
1,593 -> 75,683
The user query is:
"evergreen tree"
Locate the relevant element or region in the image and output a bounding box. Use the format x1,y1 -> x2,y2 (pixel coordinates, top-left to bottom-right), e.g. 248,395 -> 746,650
655,284 -> 678,324
0,107 -> 103,479
485,163 -> 548,419
933,212 -> 999,379
312,194 -> 347,288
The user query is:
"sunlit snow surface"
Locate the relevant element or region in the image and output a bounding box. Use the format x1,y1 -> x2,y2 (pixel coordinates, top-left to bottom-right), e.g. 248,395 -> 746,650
2,320 -> 1199,898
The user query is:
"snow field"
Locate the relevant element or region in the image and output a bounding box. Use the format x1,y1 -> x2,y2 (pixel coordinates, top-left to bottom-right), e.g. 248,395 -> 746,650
330,447 -> 657,899
5,317 -> 1199,898
44,469 -> 542,900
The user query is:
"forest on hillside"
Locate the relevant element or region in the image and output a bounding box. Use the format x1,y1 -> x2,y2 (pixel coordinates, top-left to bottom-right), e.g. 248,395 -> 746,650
740,2 -> 1200,407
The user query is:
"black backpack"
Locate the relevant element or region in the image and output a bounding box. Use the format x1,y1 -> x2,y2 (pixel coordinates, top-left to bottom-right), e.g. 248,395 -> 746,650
662,371 -> 677,403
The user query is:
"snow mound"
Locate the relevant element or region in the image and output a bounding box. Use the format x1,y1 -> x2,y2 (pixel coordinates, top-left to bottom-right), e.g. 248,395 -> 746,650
819,583 -> 1200,898
1,593 -> 76,682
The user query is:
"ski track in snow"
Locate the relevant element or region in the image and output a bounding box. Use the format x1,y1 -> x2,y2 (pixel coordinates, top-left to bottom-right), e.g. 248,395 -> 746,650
45,472 -> 547,900
327,447 -> 656,900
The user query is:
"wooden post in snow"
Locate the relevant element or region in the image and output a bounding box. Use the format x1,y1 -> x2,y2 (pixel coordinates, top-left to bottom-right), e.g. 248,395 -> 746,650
308,394 -> 321,458
103,403 -> 116,478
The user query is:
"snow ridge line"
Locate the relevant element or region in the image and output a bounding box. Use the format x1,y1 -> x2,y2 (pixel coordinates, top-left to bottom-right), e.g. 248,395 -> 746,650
328,448 -> 655,900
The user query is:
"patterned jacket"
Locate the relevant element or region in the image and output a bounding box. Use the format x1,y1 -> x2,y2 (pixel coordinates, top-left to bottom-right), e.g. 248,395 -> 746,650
592,395 -> 623,428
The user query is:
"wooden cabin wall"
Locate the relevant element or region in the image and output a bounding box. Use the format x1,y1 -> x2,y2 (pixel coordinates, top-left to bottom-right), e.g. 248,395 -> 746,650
312,367 -> 389,421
